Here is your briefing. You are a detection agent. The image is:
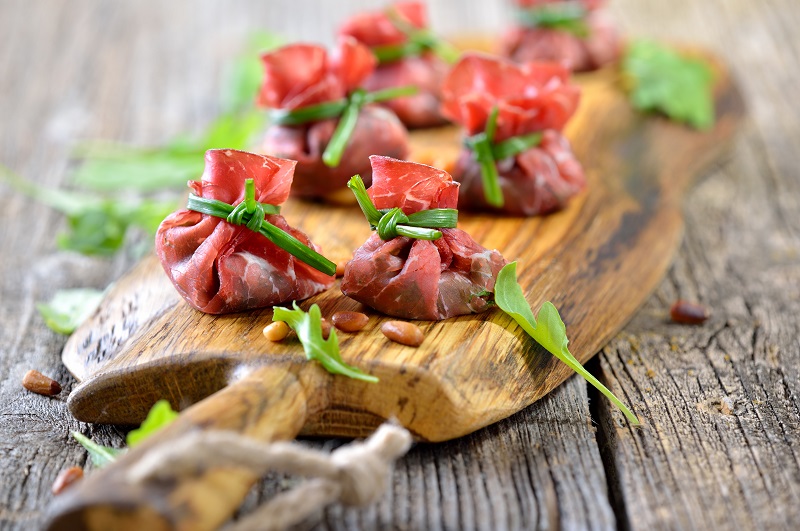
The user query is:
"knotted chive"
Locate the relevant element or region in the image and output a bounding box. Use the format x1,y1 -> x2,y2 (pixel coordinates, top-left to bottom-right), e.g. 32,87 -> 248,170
187,178 -> 336,276
347,175 -> 458,241
463,107 -> 544,208
372,7 -> 460,64
267,85 -> 418,169
517,3 -> 589,38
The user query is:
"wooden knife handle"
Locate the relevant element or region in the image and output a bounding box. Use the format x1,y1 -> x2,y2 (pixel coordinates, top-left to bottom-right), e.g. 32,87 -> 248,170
47,363 -> 317,531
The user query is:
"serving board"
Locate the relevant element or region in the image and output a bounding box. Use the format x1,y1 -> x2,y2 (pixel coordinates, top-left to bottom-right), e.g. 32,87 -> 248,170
49,51 -> 743,530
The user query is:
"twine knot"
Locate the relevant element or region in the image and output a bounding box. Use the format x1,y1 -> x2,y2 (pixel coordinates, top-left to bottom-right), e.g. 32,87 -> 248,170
125,422 -> 413,531
330,423 -> 412,506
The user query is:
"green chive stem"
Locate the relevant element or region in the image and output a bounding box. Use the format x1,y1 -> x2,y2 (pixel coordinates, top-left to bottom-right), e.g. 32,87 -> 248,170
364,85 -> 419,104
463,107 -> 545,208
382,8 -> 460,64
346,174 -> 457,241
186,186 -> 335,276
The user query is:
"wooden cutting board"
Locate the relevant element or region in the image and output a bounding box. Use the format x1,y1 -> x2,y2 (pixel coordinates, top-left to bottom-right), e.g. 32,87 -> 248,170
49,52 -> 744,530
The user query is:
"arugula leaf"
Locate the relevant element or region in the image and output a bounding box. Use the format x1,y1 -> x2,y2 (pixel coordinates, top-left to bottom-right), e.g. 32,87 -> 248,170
1,163 -> 178,256
72,31 -> 281,193
273,302 -> 378,383
71,401 -> 179,467
126,399 -> 179,447
623,40 -> 714,130
71,432 -> 125,468
70,147 -> 206,192
36,289 -> 104,334
56,198 -> 177,256
69,113 -> 262,194
495,262 -> 640,425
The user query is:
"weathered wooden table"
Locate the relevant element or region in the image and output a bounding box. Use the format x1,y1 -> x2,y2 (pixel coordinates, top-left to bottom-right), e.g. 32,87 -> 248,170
1,1 -> 798,529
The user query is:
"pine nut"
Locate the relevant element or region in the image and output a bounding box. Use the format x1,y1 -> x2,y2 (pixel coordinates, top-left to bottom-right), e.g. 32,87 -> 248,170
335,260 -> 348,278
381,321 -> 424,347
332,311 -> 369,332
320,318 -> 332,339
670,300 -> 710,325
22,370 -> 61,396
263,321 -> 290,341
52,466 -> 83,495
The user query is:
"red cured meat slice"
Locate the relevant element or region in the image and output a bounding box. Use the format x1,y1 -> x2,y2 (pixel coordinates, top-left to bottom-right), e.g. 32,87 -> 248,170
452,129 -> 586,216
441,54 -> 580,141
339,2 -> 449,128
515,0 -> 604,10
338,1 -> 427,47
441,54 -> 586,216
341,156 -> 507,320
262,105 -> 408,198
257,38 -> 410,198
257,38 -> 376,110
156,149 -> 334,314
503,7 -> 621,72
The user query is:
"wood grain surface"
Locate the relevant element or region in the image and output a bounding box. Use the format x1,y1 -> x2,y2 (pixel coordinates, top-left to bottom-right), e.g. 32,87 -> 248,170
1,1 -> 798,530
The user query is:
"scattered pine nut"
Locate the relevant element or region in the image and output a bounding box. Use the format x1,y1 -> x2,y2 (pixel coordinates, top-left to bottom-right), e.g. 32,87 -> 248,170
381,321 -> 424,347
320,318 -> 332,339
332,311 -> 369,333
22,370 -> 61,396
670,300 -> 710,325
263,321 -> 290,342
52,466 -> 83,495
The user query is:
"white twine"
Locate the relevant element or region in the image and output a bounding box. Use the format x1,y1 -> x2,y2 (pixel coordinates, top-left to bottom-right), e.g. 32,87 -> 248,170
127,423 -> 413,531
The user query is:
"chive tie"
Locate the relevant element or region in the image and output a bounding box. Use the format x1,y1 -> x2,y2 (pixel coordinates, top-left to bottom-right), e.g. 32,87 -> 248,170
372,8 -> 460,64
463,107 -> 544,208
186,178 -> 336,276
267,85 -> 418,169
347,175 -> 458,241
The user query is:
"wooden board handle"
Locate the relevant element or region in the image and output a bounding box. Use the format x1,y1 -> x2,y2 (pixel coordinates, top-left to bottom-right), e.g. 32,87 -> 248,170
48,364 -> 318,530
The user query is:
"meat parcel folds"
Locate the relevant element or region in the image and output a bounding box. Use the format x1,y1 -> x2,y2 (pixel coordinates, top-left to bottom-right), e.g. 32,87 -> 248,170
342,156 -> 507,321
258,37 -> 410,199
442,54 -> 586,216
338,1 -> 450,128
502,0 -> 621,72
156,150 -> 334,314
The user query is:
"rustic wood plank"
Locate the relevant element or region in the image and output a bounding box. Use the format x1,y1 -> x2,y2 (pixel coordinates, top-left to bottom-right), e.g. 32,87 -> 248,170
3,0 -> 797,529
240,377 -> 614,531
594,0 -> 800,529
0,1 -> 612,529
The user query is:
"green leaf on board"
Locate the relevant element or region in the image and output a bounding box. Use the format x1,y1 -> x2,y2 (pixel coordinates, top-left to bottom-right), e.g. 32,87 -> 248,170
126,399 -> 179,448
72,31 -> 282,193
622,40 -> 715,130
273,302 -> 379,383
71,432 -> 125,468
71,400 -> 180,467
56,198 -> 177,256
494,262 -> 640,425
36,288 -> 105,335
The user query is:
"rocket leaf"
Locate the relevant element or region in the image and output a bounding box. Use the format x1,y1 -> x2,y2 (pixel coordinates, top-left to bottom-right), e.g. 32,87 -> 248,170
36,288 -> 105,335
126,399 -> 179,447
494,262 -> 640,425
623,40 -> 714,130
273,302 -> 378,383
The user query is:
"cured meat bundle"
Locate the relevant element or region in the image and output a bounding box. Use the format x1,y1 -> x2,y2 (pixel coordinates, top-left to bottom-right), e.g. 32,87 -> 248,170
258,38 -> 410,199
156,149 -> 335,314
339,1 -> 452,128
441,54 -> 586,216
341,156 -> 507,321
502,0 -> 621,72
